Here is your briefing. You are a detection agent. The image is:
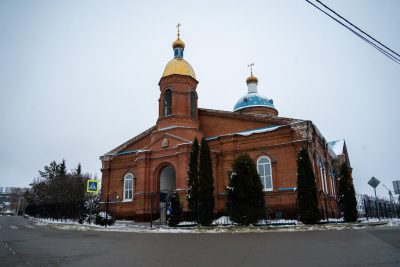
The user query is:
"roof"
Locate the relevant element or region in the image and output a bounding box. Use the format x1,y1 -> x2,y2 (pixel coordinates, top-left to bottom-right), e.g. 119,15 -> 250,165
101,108 -> 305,159
233,93 -> 275,111
206,125 -> 284,140
199,108 -> 301,124
162,58 -> 196,79
101,125 -> 157,157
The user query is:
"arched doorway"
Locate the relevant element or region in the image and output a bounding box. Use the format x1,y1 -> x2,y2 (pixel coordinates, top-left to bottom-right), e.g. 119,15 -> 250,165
159,165 -> 176,223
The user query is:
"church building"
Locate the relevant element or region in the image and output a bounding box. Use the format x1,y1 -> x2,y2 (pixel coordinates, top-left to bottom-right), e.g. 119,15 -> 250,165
100,27 -> 351,221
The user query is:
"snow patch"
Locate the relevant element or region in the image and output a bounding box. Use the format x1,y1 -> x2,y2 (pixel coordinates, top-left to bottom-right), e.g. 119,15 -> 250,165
28,216 -> 398,234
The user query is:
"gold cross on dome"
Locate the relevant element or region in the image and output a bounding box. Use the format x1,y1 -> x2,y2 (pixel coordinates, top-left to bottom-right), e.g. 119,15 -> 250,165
247,63 -> 255,75
176,23 -> 181,38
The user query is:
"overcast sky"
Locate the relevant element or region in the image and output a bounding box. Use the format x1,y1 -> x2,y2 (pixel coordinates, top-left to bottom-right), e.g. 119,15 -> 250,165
1,0 -> 399,199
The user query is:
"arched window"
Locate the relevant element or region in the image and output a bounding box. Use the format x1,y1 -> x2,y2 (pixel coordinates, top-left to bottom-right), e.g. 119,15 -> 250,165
164,89 -> 172,116
123,173 -> 134,201
330,167 -> 336,196
319,158 -> 328,193
190,91 -> 196,118
257,156 -> 273,191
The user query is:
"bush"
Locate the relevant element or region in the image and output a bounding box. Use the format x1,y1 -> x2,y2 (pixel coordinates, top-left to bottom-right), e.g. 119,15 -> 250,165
167,191 -> 182,227
95,212 -> 115,226
78,214 -> 97,224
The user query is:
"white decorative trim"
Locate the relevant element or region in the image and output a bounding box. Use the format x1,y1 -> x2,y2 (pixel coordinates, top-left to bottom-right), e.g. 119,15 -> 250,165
257,156 -> 273,191
123,173 -> 134,201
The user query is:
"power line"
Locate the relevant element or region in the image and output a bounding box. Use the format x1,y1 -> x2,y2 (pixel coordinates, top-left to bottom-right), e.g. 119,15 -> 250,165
306,0 -> 400,64
306,0 -> 400,63
315,0 -> 400,59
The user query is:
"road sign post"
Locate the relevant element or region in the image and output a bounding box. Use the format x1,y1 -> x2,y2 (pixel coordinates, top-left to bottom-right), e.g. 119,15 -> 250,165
86,180 -> 99,225
368,177 -> 380,220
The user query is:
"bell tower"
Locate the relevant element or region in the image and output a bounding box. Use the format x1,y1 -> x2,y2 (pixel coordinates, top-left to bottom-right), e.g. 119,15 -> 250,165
157,24 -> 199,130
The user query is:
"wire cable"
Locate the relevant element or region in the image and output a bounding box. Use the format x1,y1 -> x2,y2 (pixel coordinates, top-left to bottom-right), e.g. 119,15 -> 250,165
315,0 -> 400,59
305,0 -> 400,64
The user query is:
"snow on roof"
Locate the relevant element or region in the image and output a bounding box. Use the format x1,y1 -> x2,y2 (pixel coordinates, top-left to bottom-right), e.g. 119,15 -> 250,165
207,125 -> 283,140
328,140 -> 345,156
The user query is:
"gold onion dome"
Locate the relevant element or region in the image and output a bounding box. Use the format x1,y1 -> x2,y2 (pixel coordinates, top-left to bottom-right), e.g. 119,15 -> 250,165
246,74 -> 258,84
172,37 -> 185,49
161,24 -> 196,80
162,58 -> 196,79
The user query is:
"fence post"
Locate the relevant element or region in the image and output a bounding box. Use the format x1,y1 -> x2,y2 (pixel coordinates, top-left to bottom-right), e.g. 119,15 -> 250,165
375,199 -> 380,220
397,204 -> 400,218
230,199 -> 233,226
363,198 -> 368,221
324,197 -> 329,222
150,192 -> 153,229
384,203 -> 388,219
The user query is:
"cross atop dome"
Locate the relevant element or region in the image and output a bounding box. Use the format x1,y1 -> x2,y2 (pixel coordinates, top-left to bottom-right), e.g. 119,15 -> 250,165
248,63 -> 254,76
246,62 -> 258,85
176,23 -> 181,38
172,23 -> 185,53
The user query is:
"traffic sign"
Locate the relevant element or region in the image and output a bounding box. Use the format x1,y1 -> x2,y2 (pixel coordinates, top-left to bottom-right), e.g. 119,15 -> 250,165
393,180 -> 400,195
87,180 -> 99,193
368,177 -> 380,189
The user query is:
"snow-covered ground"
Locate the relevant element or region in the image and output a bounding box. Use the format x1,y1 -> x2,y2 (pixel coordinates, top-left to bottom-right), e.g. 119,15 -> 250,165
28,216 -> 400,234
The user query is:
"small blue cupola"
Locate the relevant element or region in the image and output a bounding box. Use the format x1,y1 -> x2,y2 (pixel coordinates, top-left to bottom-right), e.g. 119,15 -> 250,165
233,63 -> 278,116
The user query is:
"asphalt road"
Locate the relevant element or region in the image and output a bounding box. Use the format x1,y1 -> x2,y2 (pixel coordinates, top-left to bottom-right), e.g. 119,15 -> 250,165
1,216 -> 399,267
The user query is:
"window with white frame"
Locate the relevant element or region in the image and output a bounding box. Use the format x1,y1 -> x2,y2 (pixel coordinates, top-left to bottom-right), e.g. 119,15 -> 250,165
319,159 -> 328,193
257,156 -> 273,191
330,168 -> 336,196
123,173 -> 134,201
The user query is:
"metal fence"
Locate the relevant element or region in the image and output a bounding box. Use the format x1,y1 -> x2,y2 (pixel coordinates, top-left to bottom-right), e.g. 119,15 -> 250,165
357,194 -> 400,220
105,192 -> 400,227
114,191 -> 300,227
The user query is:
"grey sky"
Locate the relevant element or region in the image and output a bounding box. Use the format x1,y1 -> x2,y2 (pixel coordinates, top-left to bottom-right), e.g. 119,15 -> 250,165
1,0 -> 399,199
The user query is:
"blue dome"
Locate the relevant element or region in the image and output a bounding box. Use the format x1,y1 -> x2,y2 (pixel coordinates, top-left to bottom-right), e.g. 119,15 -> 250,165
233,93 -> 275,112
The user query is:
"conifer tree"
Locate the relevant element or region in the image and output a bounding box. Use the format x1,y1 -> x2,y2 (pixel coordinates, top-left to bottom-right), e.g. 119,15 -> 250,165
187,138 -> 199,220
197,138 -> 215,225
76,163 -> 82,176
227,153 -> 265,225
338,162 -> 358,222
296,147 -> 320,224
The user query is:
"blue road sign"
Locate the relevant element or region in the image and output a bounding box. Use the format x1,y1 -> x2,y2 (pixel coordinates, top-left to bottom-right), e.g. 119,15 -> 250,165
87,180 -> 99,193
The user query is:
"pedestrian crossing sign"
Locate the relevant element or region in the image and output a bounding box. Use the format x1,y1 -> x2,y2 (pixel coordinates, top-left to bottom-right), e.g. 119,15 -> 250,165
87,180 -> 99,193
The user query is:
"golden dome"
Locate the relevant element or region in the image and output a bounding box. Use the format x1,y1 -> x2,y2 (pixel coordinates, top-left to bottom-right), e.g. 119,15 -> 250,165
246,74 -> 258,84
172,38 -> 185,49
162,58 -> 196,79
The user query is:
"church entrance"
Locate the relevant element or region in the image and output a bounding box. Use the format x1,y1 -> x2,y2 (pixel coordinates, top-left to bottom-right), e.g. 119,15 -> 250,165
159,165 -> 176,224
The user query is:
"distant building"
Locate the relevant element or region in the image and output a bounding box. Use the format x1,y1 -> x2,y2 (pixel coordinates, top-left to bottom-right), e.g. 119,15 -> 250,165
100,28 -> 351,221
0,187 -> 28,215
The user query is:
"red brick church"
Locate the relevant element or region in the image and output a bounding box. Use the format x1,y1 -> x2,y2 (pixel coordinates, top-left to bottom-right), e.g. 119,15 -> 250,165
100,27 -> 351,221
